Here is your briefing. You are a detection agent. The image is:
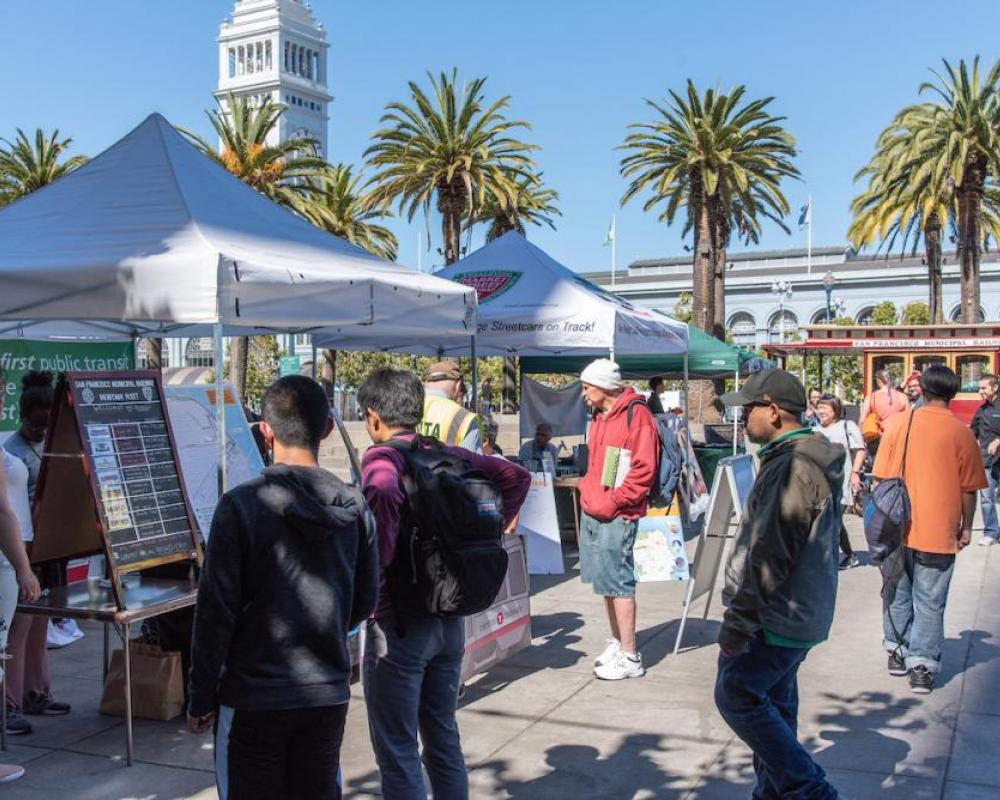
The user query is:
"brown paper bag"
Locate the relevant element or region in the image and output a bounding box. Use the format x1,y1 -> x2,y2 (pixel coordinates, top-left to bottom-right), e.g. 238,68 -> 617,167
100,641 -> 185,721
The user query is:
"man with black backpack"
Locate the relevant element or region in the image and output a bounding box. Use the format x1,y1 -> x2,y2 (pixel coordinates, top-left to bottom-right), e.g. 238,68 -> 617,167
358,368 -> 530,800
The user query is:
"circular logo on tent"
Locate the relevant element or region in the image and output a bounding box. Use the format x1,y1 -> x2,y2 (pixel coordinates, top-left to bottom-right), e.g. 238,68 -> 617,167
453,271 -> 523,304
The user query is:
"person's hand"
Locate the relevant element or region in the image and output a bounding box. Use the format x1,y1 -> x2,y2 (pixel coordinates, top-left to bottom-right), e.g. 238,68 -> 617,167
958,528 -> 972,550
187,711 -> 216,734
989,440 -> 1000,456
850,472 -> 862,494
16,569 -> 41,603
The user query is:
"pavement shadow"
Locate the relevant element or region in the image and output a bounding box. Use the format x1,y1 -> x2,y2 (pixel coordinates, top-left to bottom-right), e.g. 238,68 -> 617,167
639,618 -> 722,670
935,629 -> 1000,690
478,733 -> 692,798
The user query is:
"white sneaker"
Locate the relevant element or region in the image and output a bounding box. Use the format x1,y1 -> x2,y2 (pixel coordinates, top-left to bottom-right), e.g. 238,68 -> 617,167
979,537 -> 997,547
594,638 -> 621,667
594,650 -> 645,680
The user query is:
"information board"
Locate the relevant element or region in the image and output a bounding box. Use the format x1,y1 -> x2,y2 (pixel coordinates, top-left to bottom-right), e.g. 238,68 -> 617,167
516,472 -> 564,575
165,385 -> 265,538
32,372 -> 202,607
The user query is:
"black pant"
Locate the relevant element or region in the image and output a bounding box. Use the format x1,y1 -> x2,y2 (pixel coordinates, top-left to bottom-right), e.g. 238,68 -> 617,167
217,703 -> 349,800
839,524 -> 853,557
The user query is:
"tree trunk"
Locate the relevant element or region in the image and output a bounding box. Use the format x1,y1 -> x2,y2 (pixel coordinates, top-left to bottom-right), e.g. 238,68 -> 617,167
924,213 -> 944,324
230,336 -> 249,401
321,349 -> 337,398
957,157 -> 986,324
711,207 -> 729,340
502,356 -> 518,413
689,183 -> 722,423
145,339 -> 163,370
438,180 -> 467,265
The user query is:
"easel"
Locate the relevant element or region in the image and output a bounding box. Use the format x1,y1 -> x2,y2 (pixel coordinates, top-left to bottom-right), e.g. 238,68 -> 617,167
673,455 -> 755,654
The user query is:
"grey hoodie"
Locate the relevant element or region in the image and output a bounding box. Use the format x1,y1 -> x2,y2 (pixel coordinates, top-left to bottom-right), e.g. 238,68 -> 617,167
720,429 -> 844,651
188,464 -> 378,716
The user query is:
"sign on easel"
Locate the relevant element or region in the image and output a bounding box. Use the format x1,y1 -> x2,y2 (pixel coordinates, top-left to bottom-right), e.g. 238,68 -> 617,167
672,455 -> 755,654
32,372 -> 202,609
516,472 -> 564,575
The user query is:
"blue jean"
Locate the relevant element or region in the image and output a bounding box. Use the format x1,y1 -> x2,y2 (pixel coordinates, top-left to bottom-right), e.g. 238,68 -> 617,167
715,637 -> 838,800
883,546 -> 956,673
579,512 -> 638,598
363,616 -> 467,800
979,466 -> 999,541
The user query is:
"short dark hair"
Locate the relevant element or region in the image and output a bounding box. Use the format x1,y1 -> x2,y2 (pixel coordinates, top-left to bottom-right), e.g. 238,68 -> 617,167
261,375 -> 330,451
357,368 -> 424,428
20,370 -> 54,418
817,393 -> 843,419
981,373 -> 999,389
920,364 -> 961,402
649,377 -> 664,391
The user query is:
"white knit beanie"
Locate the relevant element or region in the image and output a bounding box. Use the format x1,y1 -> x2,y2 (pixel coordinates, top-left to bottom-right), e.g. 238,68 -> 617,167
580,358 -> 623,391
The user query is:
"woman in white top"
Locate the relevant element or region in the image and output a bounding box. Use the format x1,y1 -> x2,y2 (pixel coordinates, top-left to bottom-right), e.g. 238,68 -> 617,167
816,394 -> 866,569
0,425 -> 41,780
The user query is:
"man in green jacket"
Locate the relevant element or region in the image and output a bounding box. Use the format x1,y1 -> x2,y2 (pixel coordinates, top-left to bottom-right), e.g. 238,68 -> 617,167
715,369 -> 845,800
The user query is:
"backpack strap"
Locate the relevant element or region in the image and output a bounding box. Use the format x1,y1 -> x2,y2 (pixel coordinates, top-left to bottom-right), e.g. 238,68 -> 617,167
898,409 -> 916,481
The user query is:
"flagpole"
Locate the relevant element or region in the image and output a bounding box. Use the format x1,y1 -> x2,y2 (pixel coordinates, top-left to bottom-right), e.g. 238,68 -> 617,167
611,214 -> 617,290
807,194 -> 812,275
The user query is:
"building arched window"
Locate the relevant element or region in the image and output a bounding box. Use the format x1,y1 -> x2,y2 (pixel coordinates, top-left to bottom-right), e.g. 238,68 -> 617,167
949,304 -> 985,322
184,338 -> 215,368
810,308 -> 833,324
855,306 -> 876,325
768,310 -> 798,343
727,312 -> 757,348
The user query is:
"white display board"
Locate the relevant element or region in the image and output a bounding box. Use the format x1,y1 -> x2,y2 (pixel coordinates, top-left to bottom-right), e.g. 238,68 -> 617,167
634,508 -> 689,582
461,534 -> 532,682
516,472 -> 565,575
165,385 -> 265,538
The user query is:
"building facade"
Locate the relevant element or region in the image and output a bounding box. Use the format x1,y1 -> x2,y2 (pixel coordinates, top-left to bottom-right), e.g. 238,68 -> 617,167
157,0 -> 329,371
586,246 -> 1000,350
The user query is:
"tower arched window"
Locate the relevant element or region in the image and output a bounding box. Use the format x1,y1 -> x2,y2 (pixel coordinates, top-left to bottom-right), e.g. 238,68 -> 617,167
184,338 -> 215,368
284,42 -> 290,71
949,305 -> 985,322
228,48 -> 236,78
237,45 -> 245,75
727,312 -> 757,348
265,41 -> 272,70
855,306 -> 875,325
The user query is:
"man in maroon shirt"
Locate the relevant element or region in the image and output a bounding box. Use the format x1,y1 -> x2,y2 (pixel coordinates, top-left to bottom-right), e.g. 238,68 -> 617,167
358,368 -> 530,800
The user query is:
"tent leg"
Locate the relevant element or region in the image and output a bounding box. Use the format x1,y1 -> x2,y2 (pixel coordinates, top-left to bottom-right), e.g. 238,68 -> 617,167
214,322 -> 227,497
732,369 -> 739,454
470,336 -> 478,411
311,342 -> 318,379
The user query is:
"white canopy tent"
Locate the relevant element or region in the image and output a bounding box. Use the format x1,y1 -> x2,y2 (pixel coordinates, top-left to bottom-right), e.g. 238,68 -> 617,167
315,231 -> 687,358
0,113 -> 476,484
0,113 -> 475,342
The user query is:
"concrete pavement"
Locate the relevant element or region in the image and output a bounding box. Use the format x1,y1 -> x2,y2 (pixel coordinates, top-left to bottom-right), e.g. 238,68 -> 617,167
2,516 -> 999,799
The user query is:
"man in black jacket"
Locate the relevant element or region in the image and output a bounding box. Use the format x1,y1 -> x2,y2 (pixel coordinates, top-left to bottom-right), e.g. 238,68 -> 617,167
970,373 -> 1000,546
716,369 -> 844,800
188,376 -> 378,800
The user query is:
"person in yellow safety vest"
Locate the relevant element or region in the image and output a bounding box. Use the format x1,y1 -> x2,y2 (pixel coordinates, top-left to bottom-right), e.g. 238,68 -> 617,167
420,360 -> 483,453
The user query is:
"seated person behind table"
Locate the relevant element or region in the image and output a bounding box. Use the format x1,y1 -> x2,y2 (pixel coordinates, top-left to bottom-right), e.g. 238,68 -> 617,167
518,423 -> 558,471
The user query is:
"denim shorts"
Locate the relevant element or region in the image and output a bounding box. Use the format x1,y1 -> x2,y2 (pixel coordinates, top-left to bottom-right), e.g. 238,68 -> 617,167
579,512 -> 638,597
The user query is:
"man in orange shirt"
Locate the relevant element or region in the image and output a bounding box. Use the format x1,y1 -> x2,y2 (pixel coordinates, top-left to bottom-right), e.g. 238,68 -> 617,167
872,365 -> 985,694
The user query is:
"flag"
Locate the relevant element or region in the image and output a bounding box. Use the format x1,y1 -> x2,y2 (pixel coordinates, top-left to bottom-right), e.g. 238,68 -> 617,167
603,216 -> 616,246
798,199 -> 811,230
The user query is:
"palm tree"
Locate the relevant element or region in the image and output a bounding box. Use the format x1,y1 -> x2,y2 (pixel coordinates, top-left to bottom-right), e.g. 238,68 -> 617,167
306,164 -> 399,260
471,171 -> 560,242
365,70 -> 537,264
181,92 -> 330,396
0,128 -> 87,207
619,81 -> 799,339
883,58 -> 1000,323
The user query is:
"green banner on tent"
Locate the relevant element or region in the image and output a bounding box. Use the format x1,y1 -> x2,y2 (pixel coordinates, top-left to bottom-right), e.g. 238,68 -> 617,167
0,340 -> 135,430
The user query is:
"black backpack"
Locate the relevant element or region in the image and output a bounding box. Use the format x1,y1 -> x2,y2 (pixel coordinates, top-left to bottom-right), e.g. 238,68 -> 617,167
863,410 -> 915,562
383,436 -> 508,618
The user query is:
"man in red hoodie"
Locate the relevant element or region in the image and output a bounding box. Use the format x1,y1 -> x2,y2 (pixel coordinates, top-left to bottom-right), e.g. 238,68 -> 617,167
578,359 -> 659,680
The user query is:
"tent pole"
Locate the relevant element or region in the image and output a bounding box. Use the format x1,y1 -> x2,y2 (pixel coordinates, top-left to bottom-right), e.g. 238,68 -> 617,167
682,353 -> 689,420
470,336 -> 478,412
311,342 -> 318,379
732,369 -> 739,455
214,321 -> 227,496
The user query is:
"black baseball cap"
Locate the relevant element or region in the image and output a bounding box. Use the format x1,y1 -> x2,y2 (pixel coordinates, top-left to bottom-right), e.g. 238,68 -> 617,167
720,369 -> 806,414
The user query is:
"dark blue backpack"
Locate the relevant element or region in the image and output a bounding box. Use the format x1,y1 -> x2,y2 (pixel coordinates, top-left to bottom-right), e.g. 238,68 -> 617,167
863,411 -> 915,562
627,399 -> 683,508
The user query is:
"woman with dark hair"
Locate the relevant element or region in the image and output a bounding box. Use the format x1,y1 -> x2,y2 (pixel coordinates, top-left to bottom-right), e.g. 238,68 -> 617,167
3,371 -> 71,725
815,393 -> 865,569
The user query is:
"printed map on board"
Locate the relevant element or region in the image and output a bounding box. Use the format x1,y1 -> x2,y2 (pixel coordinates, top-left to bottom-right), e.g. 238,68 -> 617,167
165,386 -> 264,538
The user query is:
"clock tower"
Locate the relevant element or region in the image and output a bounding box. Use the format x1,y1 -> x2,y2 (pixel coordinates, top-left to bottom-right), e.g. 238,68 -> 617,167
215,0 -> 331,155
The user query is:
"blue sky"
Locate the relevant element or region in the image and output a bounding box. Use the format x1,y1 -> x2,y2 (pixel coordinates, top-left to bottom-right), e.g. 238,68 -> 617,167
4,1 -> 1000,275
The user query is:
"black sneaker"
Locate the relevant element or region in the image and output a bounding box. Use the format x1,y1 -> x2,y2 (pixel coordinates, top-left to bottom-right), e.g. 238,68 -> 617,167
839,554 -> 860,570
909,665 -> 933,694
23,691 -> 70,716
887,651 -> 907,676
4,709 -> 32,736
